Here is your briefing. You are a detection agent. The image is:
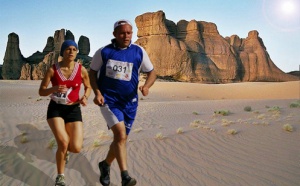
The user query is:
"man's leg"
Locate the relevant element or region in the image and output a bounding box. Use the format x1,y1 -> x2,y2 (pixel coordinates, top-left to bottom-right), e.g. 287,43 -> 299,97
109,122 -> 128,171
99,106 -> 136,185
109,122 -> 136,186
99,122 -> 127,186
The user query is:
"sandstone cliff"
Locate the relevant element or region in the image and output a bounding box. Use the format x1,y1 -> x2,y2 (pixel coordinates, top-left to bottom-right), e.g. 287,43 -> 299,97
135,11 -> 298,83
2,29 -> 91,80
2,33 -> 26,79
2,10 -> 298,82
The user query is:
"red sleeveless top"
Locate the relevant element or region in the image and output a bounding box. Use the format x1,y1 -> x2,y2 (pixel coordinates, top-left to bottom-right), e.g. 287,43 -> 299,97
50,62 -> 82,104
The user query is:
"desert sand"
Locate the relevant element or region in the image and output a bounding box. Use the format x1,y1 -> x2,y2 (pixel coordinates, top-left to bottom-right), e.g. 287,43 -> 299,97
0,80 -> 299,186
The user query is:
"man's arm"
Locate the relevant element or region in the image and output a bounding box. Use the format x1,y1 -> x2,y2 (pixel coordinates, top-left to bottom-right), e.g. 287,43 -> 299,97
139,69 -> 156,96
88,69 -> 104,105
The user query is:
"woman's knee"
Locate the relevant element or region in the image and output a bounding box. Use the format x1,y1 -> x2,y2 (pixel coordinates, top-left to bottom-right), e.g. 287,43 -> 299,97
69,143 -> 82,153
57,140 -> 69,151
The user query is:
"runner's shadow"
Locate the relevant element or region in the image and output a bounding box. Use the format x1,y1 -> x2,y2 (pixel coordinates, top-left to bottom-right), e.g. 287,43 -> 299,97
0,145 -> 53,186
3,123 -> 100,185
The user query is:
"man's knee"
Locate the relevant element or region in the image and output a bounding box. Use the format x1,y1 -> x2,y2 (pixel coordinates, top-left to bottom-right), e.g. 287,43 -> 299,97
112,123 -> 127,142
114,132 -> 127,142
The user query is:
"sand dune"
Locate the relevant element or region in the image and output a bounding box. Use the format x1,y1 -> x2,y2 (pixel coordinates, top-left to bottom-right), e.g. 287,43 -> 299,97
0,80 -> 299,186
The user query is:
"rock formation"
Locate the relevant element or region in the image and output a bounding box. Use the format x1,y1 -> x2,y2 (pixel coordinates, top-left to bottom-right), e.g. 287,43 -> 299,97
288,70 -> 300,78
2,33 -> 26,79
2,29 -> 91,80
78,36 -> 90,55
0,65 -> 2,79
2,10 -> 298,82
135,10 -> 298,82
77,36 -> 92,68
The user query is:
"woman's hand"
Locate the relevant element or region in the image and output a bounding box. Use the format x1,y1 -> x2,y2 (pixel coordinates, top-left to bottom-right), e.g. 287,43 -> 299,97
55,85 -> 68,93
80,95 -> 88,106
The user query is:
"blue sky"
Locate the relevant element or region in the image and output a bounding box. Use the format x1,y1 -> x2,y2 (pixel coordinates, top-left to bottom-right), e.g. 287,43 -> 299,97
1,0 -> 299,72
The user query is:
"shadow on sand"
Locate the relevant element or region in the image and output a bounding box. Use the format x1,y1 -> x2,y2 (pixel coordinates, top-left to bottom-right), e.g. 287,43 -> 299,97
0,123 -> 102,185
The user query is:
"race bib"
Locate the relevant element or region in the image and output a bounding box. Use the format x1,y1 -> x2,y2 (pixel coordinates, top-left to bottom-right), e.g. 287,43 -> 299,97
50,88 -> 72,105
106,59 -> 133,81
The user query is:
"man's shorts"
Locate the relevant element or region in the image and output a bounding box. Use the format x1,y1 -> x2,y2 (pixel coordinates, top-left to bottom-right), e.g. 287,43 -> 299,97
47,100 -> 82,123
100,104 -> 137,135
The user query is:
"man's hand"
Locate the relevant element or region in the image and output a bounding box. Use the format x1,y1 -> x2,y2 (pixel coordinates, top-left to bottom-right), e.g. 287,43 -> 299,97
139,85 -> 149,96
93,94 -> 105,106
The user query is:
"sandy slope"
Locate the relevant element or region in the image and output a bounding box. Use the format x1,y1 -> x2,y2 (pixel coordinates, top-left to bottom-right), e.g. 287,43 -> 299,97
0,80 -> 299,186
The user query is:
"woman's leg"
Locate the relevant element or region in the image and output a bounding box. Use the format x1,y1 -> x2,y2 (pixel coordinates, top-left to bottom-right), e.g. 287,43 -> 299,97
48,117 -> 69,174
65,121 -> 83,153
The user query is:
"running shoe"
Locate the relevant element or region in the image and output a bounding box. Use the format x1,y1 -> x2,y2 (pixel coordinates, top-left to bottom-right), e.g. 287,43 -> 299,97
55,175 -> 66,186
98,161 -> 110,186
122,175 -> 137,186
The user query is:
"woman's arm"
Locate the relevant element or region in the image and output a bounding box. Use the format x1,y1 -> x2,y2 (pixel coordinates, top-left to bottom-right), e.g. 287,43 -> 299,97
39,67 -> 57,96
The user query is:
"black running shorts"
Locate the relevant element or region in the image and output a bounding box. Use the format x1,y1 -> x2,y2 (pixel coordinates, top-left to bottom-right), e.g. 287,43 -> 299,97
47,100 -> 82,123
